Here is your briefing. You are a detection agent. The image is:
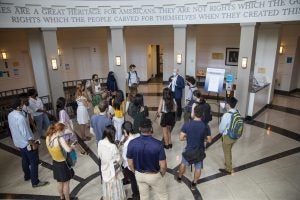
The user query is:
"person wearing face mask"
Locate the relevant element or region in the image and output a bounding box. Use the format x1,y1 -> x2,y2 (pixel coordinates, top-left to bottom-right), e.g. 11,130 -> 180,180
127,64 -> 140,89
91,74 -> 101,96
169,68 -> 185,121
8,98 -> 49,188
28,88 -> 50,139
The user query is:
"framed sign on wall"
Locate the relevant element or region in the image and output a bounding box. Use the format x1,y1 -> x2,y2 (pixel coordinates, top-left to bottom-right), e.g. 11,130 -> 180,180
225,48 -> 239,66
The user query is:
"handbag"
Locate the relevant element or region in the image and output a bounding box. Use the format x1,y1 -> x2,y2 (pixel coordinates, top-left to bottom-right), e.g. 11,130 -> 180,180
58,137 -> 76,167
182,148 -> 206,164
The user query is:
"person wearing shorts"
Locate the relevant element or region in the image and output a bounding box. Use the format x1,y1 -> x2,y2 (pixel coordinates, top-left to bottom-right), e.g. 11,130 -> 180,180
175,104 -> 212,190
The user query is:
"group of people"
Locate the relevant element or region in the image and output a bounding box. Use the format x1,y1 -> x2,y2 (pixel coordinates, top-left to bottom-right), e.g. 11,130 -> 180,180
7,64 -> 242,200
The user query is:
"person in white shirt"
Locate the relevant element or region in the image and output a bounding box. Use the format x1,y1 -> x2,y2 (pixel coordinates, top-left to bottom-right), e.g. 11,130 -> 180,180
28,89 -> 50,139
8,98 -> 49,188
127,64 -> 139,88
91,74 -> 101,96
19,93 -> 36,132
121,121 -> 140,200
97,125 -> 126,200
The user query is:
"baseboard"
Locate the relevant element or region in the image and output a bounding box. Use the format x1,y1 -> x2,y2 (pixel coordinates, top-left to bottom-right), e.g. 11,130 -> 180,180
274,88 -> 300,95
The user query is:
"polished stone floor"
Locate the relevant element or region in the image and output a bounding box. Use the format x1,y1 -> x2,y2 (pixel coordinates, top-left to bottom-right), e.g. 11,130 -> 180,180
0,83 -> 300,200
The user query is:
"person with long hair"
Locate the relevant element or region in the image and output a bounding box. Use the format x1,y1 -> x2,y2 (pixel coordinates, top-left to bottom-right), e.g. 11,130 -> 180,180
132,93 -> 149,134
46,123 -> 76,200
98,125 -> 126,200
121,121 -> 140,200
157,87 -> 176,149
75,83 -> 90,141
112,90 -> 125,142
126,83 -> 138,114
56,97 -> 86,155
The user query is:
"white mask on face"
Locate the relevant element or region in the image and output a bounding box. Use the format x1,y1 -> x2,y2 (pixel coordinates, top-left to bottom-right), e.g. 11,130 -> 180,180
172,72 -> 177,76
220,102 -> 225,109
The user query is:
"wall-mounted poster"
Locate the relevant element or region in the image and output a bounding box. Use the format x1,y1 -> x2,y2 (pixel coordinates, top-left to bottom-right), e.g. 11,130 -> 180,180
204,68 -> 225,94
212,53 -> 224,60
225,48 -> 239,66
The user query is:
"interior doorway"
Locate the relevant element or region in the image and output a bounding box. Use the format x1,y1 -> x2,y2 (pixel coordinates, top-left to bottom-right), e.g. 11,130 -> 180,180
73,47 -> 91,80
147,44 -> 163,83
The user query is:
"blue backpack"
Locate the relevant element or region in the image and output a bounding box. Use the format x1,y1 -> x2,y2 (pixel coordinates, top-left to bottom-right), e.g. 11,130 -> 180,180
227,111 -> 244,139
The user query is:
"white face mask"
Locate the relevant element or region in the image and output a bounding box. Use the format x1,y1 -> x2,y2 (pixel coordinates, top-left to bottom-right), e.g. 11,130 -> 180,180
220,102 -> 226,109
172,72 -> 177,76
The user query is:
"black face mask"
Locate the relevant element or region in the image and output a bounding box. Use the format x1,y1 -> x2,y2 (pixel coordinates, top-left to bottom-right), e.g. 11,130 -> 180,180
24,101 -> 29,106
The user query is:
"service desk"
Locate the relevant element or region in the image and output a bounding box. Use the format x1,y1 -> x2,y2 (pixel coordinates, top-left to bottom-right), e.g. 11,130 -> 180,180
247,84 -> 270,117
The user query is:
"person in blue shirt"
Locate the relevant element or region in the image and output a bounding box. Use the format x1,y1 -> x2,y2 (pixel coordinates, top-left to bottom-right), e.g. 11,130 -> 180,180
218,97 -> 238,175
8,98 -> 49,188
176,104 -> 212,190
127,118 -> 168,200
169,68 -> 185,121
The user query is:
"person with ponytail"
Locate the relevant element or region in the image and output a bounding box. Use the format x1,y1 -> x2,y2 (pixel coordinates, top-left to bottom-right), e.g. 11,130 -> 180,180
157,87 -> 176,149
46,123 -> 76,200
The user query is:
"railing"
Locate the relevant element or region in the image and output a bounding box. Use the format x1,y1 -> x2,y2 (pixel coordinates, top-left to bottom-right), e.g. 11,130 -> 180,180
0,87 -> 55,135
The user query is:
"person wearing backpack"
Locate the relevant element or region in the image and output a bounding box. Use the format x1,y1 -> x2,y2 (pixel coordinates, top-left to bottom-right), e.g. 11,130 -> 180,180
183,76 -> 197,122
219,97 -> 243,175
191,90 -> 213,139
131,94 -> 149,134
127,64 -> 140,89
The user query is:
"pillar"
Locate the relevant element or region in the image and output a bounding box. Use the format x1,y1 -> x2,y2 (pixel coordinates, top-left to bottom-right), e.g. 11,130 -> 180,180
174,25 -> 187,76
235,23 -> 259,117
28,30 -> 51,97
41,28 -> 65,107
186,26 -> 197,77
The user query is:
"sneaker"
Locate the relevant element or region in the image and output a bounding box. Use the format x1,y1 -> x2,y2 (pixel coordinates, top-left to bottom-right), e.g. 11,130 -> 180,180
218,168 -> 232,175
32,181 -> 49,188
164,145 -> 169,149
174,175 -> 182,183
190,182 -> 197,190
168,144 -> 173,149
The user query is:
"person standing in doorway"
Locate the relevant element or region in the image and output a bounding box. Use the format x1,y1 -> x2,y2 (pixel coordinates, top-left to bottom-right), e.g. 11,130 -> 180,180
127,118 -> 168,200
8,98 -> 49,188
127,64 -> 140,89
28,88 -> 50,139
169,68 -> 185,121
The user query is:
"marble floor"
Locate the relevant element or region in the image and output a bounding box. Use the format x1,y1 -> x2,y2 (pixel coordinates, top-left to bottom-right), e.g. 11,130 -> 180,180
0,83 -> 300,200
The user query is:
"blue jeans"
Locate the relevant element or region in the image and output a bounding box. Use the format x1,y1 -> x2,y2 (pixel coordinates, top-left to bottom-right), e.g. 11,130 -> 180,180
181,155 -> 203,170
20,147 -> 39,185
34,113 -> 50,138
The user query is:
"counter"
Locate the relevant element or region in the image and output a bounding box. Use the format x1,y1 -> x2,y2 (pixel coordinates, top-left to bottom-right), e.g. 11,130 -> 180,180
247,83 -> 270,117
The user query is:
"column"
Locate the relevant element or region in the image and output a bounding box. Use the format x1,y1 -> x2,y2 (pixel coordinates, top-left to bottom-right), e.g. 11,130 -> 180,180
235,23 -> 259,117
186,26 -> 197,77
174,25 -> 187,76
28,30 -> 51,97
41,28 -> 65,107
109,26 -> 127,93
255,24 -> 281,103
